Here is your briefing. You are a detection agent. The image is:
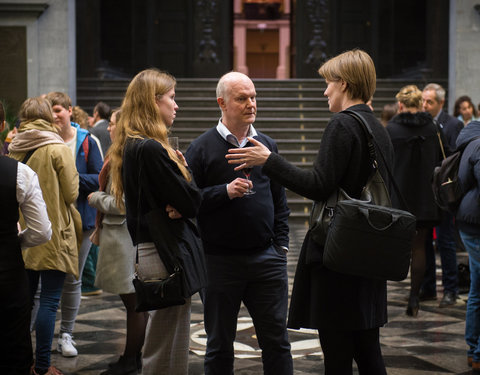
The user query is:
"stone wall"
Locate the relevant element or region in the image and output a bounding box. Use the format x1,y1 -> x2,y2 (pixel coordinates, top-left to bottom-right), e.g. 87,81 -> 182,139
450,0 -> 480,113
0,0 -> 76,114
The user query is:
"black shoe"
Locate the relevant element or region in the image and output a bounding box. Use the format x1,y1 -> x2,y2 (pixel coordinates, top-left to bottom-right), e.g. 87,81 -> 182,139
103,356 -> 137,375
439,291 -> 457,307
406,296 -> 419,317
419,289 -> 437,301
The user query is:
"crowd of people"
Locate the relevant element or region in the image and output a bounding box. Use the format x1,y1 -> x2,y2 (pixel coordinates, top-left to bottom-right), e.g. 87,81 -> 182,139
1,47 -> 480,375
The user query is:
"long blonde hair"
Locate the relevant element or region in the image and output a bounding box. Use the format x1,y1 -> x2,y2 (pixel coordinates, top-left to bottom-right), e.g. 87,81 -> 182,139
110,69 -> 191,206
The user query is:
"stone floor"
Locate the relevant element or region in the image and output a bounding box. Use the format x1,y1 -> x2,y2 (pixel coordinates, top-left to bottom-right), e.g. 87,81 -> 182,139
47,224 -> 473,374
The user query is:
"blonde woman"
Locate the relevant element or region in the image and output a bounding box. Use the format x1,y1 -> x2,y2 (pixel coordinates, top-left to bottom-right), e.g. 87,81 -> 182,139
110,69 -> 202,375
227,50 -> 392,375
386,85 -> 443,316
8,97 -> 80,375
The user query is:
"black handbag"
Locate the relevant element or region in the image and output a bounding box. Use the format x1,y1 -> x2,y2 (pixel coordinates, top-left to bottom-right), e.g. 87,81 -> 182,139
312,110 -> 416,281
132,265 -> 185,312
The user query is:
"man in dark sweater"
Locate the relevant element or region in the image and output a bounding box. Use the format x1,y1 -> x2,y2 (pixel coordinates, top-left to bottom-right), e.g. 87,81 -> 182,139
421,83 -> 463,307
186,72 -> 293,375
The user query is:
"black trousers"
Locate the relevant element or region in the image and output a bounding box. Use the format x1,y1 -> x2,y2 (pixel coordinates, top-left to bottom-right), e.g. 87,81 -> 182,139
0,267 -> 33,375
318,327 -> 386,375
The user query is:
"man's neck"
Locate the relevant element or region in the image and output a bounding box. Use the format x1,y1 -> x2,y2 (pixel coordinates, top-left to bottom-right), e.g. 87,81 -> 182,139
59,123 -> 75,143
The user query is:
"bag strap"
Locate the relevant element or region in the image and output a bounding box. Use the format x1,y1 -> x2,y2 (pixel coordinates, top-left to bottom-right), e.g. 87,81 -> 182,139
433,120 -> 447,160
22,148 -> 37,164
135,138 -> 180,275
342,109 -> 410,212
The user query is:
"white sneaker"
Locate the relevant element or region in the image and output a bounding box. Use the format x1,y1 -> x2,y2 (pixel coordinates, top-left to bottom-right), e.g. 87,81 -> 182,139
57,332 -> 78,357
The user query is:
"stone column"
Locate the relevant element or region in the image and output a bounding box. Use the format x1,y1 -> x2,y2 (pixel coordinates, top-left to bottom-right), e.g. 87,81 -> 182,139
450,0 -> 480,112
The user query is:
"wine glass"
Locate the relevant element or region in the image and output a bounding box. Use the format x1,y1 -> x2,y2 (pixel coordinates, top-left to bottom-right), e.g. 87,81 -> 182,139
242,167 -> 255,195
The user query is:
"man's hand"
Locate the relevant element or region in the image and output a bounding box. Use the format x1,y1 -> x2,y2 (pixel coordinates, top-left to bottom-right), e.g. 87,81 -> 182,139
227,178 -> 253,199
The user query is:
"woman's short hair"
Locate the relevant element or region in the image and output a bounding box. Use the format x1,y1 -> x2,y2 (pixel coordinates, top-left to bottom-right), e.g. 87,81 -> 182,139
454,95 -> 478,118
72,105 -> 90,129
318,49 -> 376,103
395,85 -> 423,109
18,97 -> 55,124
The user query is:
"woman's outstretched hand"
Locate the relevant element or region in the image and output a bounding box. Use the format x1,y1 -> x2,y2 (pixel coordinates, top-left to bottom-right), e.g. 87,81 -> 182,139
225,137 -> 271,171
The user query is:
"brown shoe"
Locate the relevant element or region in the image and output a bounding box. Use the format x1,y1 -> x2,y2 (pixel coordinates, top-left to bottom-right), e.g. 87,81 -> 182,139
472,361 -> 480,373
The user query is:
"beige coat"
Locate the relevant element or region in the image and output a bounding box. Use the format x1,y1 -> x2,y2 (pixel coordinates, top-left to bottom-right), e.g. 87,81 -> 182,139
9,119 -> 81,278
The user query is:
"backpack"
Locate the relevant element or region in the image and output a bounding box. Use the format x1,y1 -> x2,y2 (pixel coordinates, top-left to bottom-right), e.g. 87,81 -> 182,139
432,136 -> 480,213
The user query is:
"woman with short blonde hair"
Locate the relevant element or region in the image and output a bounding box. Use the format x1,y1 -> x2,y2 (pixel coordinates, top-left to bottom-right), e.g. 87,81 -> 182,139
226,49 -> 392,374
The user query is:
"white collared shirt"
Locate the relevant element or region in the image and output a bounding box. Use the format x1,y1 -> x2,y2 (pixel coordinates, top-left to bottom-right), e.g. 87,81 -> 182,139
216,119 -> 258,148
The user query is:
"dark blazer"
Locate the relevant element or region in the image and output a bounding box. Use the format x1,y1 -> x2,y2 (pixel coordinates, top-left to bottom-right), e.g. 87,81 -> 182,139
386,111 -> 442,225
90,119 -> 111,157
263,104 -> 393,331
437,110 -> 463,152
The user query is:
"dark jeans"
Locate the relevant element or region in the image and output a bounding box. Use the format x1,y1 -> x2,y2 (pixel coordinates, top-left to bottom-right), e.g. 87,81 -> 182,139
423,213 -> 458,295
318,328 -> 386,375
0,267 -> 33,375
28,269 -> 66,370
204,245 -> 293,375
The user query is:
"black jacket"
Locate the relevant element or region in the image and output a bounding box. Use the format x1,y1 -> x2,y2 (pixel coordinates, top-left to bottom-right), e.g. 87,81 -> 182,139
264,104 -> 393,331
387,111 -> 442,225
437,110 -> 464,152
456,120 -> 480,234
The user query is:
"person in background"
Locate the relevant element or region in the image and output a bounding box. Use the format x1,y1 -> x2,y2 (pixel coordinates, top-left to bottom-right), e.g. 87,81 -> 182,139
387,85 -> 443,316
0,100 -> 52,375
454,95 -> 479,127
72,105 -> 90,130
8,96 -> 80,375
90,101 -> 112,156
455,119 -> 480,373
88,109 -> 148,375
110,69 -> 202,375
226,50 -> 392,374
186,71 -> 292,375
45,91 -> 103,358
421,83 -> 463,307
380,103 -> 398,127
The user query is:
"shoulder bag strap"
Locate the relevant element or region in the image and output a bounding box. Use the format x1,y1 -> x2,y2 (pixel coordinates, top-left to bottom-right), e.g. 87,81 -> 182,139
433,119 -> 447,160
22,148 -> 37,164
342,109 -> 411,212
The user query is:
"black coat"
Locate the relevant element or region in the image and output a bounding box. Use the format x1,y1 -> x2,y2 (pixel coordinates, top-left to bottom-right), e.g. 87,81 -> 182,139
386,112 -> 442,226
263,104 -> 393,330
456,120 -> 480,235
437,110 -> 463,152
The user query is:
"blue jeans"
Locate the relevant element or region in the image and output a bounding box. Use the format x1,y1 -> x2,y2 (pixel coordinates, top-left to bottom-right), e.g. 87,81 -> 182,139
460,231 -> 480,362
204,245 -> 293,375
27,269 -> 66,370
423,213 -> 458,295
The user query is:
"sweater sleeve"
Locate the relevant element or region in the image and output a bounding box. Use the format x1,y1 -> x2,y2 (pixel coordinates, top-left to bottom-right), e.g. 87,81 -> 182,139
262,116 -> 355,202
267,140 -> 290,248
186,139 -> 232,213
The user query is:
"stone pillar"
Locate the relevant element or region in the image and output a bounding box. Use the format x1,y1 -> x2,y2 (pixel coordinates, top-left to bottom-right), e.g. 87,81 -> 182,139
0,0 -> 76,105
234,23 -> 249,75
450,0 -> 480,113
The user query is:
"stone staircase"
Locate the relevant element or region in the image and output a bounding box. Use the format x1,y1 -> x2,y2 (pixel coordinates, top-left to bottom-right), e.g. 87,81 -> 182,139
77,77 -> 446,225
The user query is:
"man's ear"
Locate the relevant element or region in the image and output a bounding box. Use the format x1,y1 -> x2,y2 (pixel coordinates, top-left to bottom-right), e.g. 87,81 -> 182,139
0,120 -> 5,133
217,97 -> 225,111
